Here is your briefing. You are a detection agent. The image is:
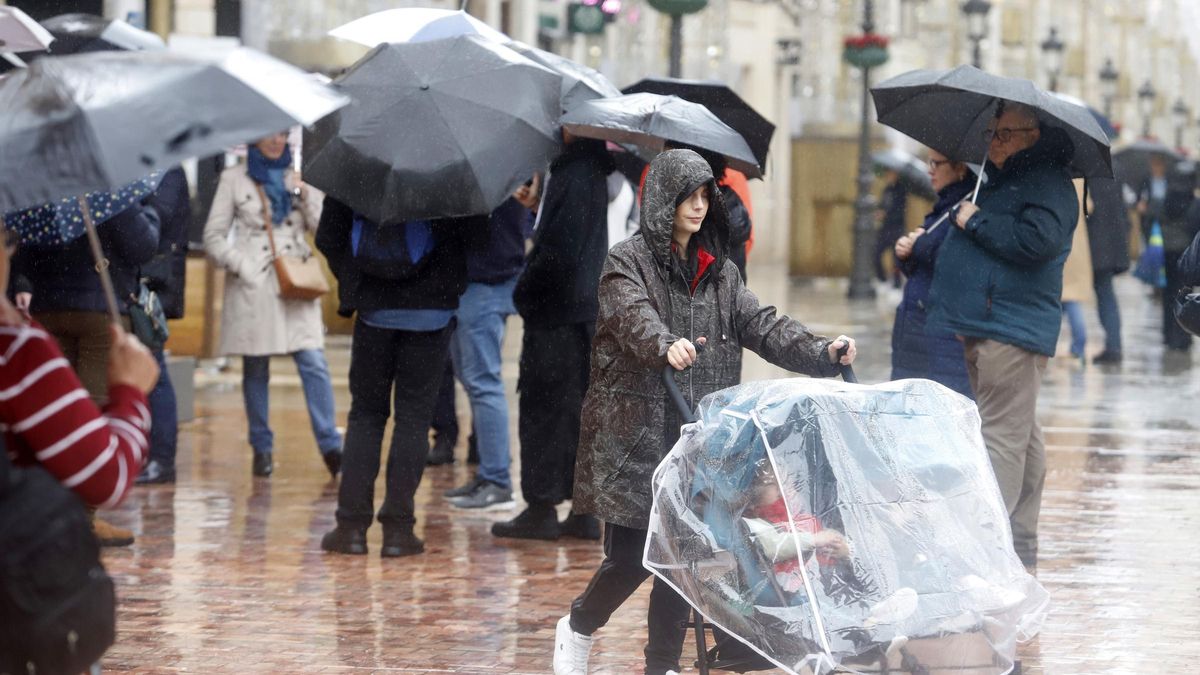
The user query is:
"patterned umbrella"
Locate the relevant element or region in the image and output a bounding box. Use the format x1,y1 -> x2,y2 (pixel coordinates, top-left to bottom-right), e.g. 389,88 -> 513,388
4,173 -> 160,247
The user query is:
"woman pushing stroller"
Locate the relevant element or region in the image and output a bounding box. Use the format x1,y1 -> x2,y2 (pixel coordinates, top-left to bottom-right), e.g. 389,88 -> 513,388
554,149 -> 859,675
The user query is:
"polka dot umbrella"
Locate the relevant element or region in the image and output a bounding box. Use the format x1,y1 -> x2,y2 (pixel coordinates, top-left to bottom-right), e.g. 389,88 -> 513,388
2,173 -> 161,248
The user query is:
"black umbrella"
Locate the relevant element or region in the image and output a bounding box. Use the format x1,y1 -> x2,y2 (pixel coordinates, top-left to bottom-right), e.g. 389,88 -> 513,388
871,65 -> 1113,190
507,42 -> 621,113
1112,139 -> 1185,191
0,48 -> 348,321
39,13 -> 165,54
623,77 -> 775,173
871,148 -> 935,201
303,34 -> 562,224
560,92 -> 760,178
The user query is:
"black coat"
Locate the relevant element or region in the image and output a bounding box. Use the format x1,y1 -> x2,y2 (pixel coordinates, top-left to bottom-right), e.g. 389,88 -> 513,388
1084,176 -> 1131,275
142,167 -> 191,319
315,196 -> 481,316
723,185 -> 752,280
512,138 -> 614,327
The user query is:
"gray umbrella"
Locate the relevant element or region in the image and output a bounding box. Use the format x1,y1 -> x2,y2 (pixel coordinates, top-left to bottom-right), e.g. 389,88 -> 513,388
871,65 -> 1113,184
506,42 -> 621,113
302,34 -> 562,224
1112,139 -> 1185,190
0,48 -> 348,321
560,92 -> 761,178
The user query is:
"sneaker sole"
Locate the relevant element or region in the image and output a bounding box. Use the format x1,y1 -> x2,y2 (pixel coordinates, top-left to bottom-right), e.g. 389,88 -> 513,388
449,499 -> 516,512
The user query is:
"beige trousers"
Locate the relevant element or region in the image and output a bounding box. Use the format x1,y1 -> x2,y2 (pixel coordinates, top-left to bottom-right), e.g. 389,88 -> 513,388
962,338 -> 1048,566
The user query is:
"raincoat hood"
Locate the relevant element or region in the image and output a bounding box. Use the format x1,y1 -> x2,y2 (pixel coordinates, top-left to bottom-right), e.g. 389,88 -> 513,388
641,149 -> 730,269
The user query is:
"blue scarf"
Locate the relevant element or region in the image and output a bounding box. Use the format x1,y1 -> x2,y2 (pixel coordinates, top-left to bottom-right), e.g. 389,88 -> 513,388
247,145 -> 293,225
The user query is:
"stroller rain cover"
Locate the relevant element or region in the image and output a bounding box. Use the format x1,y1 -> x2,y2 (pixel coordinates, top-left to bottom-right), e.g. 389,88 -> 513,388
645,378 -> 1048,675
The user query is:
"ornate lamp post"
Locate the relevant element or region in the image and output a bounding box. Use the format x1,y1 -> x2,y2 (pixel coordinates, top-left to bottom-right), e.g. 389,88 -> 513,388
961,0 -> 991,69
647,0 -> 708,78
1173,98 -> 1189,149
1039,27 -> 1065,92
1138,80 -> 1157,138
845,0 -> 889,300
1098,58 -> 1119,119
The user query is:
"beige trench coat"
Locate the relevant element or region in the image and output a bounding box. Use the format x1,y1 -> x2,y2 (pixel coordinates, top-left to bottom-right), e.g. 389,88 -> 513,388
1062,179 -> 1094,303
203,164 -> 326,356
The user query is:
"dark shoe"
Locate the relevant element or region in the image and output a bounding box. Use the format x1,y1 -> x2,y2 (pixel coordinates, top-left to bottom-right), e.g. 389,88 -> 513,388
449,481 -> 514,511
252,452 -> 273,477
426,434 -> 455,466
491,504 -> 559,540
322,449 -> 342,478
135,459 -> 175,485
559,511 -> 601,540
93,517 -> 135,547
443,477 -> 484,499
381,528 -> 425,558
1092,350 -> 1122,365
466,433 -> 479,465
321,526 -> 368,555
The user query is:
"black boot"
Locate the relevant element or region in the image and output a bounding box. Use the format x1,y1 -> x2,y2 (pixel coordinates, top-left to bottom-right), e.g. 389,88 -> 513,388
426,433 -> 455,466
491,503 -> 559,540
559,511 -> 601,540
321,526 -> 367,555
252,452 -> 273,477
381,528 -> 425,558
322,449 -> 342,478
135,459 -> 176,485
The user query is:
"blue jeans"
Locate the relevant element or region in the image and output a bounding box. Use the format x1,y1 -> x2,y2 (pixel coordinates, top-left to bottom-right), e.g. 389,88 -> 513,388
147,348 -> 178,467
1093,270 -> 1122,354
242,349 -> 342,456
1062,300 -> 1087,357
450,279 -> 516,489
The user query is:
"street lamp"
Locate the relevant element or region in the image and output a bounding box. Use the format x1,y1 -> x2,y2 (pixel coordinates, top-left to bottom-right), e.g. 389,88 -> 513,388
1039,27 -> 1065,92
1173,98 -> 1189,149
845,0 -> 888,300
776,38 -> 802,67
961,0 -> 991,69
1098,58 -> 1119,119
1138,80 -> 1157,138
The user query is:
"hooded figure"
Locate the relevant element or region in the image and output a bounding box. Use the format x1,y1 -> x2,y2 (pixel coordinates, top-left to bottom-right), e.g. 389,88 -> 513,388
555,149 -> 855,675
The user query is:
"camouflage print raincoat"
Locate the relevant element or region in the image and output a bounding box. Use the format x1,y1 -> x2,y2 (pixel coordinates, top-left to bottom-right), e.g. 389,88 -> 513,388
572,149 -> 842,531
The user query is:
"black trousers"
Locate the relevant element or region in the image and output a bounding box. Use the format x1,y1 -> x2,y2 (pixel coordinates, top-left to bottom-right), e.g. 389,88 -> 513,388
1164,250 -> 1194,351
431,353 -> 459,439
570,523 -> 691,675
517,322 -> 592,505
336,319 -> 453,529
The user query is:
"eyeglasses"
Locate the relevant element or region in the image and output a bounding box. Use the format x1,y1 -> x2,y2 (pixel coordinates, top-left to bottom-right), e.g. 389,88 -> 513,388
927,158 -> 951,170
982,127 -> 1038,143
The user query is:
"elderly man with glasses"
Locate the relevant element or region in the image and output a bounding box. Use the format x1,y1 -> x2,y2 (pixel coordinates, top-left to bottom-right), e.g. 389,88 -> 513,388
926,101 -> 1079,571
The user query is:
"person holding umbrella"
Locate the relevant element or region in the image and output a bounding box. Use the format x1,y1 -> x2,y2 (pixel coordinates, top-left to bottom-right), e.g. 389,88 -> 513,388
928,101 -> 1079,568
890,150 -> 975,398
202,132 -> 343,479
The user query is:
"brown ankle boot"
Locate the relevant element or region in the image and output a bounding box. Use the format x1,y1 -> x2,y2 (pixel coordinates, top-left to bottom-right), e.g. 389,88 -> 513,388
92,516 -> 135,547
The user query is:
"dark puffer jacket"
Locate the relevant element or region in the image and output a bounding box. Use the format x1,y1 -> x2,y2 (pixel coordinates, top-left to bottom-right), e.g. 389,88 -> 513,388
572,150 -> 840,531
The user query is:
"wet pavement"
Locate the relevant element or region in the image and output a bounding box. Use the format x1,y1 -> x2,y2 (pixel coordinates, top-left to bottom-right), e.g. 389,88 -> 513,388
100,269 -> 1200,674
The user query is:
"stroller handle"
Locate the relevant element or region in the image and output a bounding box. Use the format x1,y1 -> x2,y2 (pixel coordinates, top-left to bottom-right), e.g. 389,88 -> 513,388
663,340 -> 859,424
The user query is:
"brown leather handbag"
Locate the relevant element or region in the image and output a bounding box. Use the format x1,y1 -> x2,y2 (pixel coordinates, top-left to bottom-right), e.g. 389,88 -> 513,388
255,184 -> 329,301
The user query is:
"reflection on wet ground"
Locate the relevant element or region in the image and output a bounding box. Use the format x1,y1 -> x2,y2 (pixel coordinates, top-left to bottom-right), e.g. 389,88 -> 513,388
101,271 -> 1200,673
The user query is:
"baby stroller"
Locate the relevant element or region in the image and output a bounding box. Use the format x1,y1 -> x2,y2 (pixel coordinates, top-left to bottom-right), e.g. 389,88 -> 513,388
647,360 -> 1047,675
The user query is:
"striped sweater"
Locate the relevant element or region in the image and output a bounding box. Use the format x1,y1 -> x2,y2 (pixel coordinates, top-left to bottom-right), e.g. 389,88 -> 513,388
0,322 -> 150,508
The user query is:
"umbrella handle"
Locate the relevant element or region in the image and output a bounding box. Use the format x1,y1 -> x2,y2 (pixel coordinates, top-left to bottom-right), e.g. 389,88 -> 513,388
77,196 -> 123,326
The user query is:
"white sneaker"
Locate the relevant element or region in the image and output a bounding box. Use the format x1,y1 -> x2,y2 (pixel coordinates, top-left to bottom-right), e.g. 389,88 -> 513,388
553,615 -> 593,675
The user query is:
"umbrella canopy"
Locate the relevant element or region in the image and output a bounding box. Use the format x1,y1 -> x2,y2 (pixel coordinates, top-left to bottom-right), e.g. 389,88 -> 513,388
647,378 -> 1049,675
303,34 -> 562,224
871,65 -> 1113,179
1050,92 -> 1118,141
506,41 -> 621,113
561,92 -> 761,178
623,77 -> 775,171
871,149 -> 935,201
0,6 -> 54,53
0,47 -> 348,214
3,174 -> 161,247
329,8 -> 508,47
1112,138 -> 1186,190
39,13 -> 165,54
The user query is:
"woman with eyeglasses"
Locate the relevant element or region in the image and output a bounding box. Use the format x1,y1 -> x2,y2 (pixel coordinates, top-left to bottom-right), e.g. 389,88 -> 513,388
890,150 -> 975,399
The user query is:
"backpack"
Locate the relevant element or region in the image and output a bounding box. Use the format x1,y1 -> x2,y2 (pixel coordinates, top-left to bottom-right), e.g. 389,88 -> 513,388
350,214 -> 435,280
0,437 -> 117,675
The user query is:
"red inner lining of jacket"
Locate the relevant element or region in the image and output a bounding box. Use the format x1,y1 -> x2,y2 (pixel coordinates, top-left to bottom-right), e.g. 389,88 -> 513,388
672,243 -> 715,295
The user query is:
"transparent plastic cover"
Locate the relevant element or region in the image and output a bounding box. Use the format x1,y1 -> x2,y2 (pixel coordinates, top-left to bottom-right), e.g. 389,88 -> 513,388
645,378 -> 1048,675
